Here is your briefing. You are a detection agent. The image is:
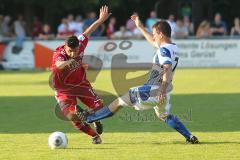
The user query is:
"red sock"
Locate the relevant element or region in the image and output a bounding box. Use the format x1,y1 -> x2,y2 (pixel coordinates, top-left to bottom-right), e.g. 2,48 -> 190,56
72,121 -> 97,137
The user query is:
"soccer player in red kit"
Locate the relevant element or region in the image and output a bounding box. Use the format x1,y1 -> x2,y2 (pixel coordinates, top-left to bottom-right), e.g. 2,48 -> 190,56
51,6 -> 111,144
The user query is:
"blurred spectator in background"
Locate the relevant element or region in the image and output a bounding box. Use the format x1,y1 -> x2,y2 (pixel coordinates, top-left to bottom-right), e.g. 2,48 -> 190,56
1,15 -> 13,37
230,17 -> 240,36
74,15 -> 84,36
83,12 -> 95,30
58,18 -> 67,33
12,15 -> 26,53
67,14 -> 77,34
38,24 -> 55,40
112,26 -> 132,39
145,11 -> 158,32
133,27 -> 143,39
126,12 -> 138,33
32,17 -> 42,39
173,19 -> 189,38
196,20 -> 212,38
106,17 -> 116,39
84,11 -> 104,37
57,18 -> 74,39
210,13 -> 227,36
167,14 -> 176,36
183,15 -> 194,35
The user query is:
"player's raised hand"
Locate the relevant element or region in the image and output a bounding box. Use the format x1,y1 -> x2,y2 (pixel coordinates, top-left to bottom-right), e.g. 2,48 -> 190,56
99,5 -> 111,23
83,5 -> 111,37
131,15 -> 143,28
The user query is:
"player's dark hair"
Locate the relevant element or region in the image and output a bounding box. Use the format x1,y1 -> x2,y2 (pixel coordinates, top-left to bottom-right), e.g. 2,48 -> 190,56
152,20 -> 171,38
66,36 -> 79,48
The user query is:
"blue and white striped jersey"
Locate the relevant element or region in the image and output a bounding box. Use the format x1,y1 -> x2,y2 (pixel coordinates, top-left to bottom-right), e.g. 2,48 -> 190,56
146,43 -> 179,92
153,43 -> 179,70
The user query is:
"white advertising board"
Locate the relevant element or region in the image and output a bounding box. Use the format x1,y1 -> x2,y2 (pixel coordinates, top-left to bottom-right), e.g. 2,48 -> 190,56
2,39 -> 240,69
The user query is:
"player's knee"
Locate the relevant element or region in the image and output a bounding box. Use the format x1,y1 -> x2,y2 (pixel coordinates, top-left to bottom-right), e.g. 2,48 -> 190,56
61,104 -> 79,121
58,101 -> 71,111
154,109 -> 168,121
162,114 -> 169,121
156,114 -> 168,121
116,97 -> 123,106
61,110 -> 76,121
154,106 -> 166,120
114,97 -> 129,108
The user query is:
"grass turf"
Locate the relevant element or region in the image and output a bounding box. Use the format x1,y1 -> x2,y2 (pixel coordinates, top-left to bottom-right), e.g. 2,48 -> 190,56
0,68 -> 240,160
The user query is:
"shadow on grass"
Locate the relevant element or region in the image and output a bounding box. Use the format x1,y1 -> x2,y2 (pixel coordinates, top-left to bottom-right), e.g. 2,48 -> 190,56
66,147 -> 116,150
0,93 -> 240,133
104,141 -> 188,145
104,141 -> 240,145
200,141 -> 240,145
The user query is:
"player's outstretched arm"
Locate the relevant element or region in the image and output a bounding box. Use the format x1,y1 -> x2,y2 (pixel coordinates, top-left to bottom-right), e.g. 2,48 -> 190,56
131,15 -> 158,48
83,5 -> 111,37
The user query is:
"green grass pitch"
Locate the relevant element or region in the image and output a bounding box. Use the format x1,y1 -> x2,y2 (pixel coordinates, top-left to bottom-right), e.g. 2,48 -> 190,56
0,68 -> 240,160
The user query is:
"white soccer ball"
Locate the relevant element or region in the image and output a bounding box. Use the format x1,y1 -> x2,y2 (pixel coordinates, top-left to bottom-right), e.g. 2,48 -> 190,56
48,132 -> 68,149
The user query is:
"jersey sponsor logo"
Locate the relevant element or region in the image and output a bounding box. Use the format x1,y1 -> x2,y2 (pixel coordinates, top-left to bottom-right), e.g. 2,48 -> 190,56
160,47 -> 171,58
57,56 -> 65,61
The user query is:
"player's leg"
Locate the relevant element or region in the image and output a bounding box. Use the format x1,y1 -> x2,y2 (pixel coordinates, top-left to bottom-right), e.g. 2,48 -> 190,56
85,92 -> 131,123
153,94 -> 199,144
85,84 -> 162,123
69,105 -> 102,144
77,84 -> 105,134
56,94 -> 101,144
76,85 -> 104,111
85,84 -> 159,123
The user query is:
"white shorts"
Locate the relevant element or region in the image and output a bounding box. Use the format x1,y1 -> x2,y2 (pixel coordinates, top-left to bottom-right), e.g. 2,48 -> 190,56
128,85 -> 171,113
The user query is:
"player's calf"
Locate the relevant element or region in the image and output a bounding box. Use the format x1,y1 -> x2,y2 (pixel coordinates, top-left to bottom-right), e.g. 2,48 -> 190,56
59,102 -> 102,143
74,105 -> 104,135
155,111 -> 200,144
72,121 -> 97,137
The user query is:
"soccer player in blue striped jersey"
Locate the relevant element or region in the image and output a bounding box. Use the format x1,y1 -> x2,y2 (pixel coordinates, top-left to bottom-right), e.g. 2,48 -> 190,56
80,15 -> 199,144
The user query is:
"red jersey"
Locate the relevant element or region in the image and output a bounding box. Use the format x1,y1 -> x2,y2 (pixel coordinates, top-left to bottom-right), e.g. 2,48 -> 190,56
51,34 -> 90,94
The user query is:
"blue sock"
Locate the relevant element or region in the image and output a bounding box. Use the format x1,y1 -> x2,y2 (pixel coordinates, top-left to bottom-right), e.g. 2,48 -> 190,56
87,106 -> 113,123
165,114 -> 191,139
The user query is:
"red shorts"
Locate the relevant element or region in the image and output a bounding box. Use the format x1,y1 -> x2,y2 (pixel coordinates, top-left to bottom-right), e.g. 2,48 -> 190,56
55,82 -> 103,117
